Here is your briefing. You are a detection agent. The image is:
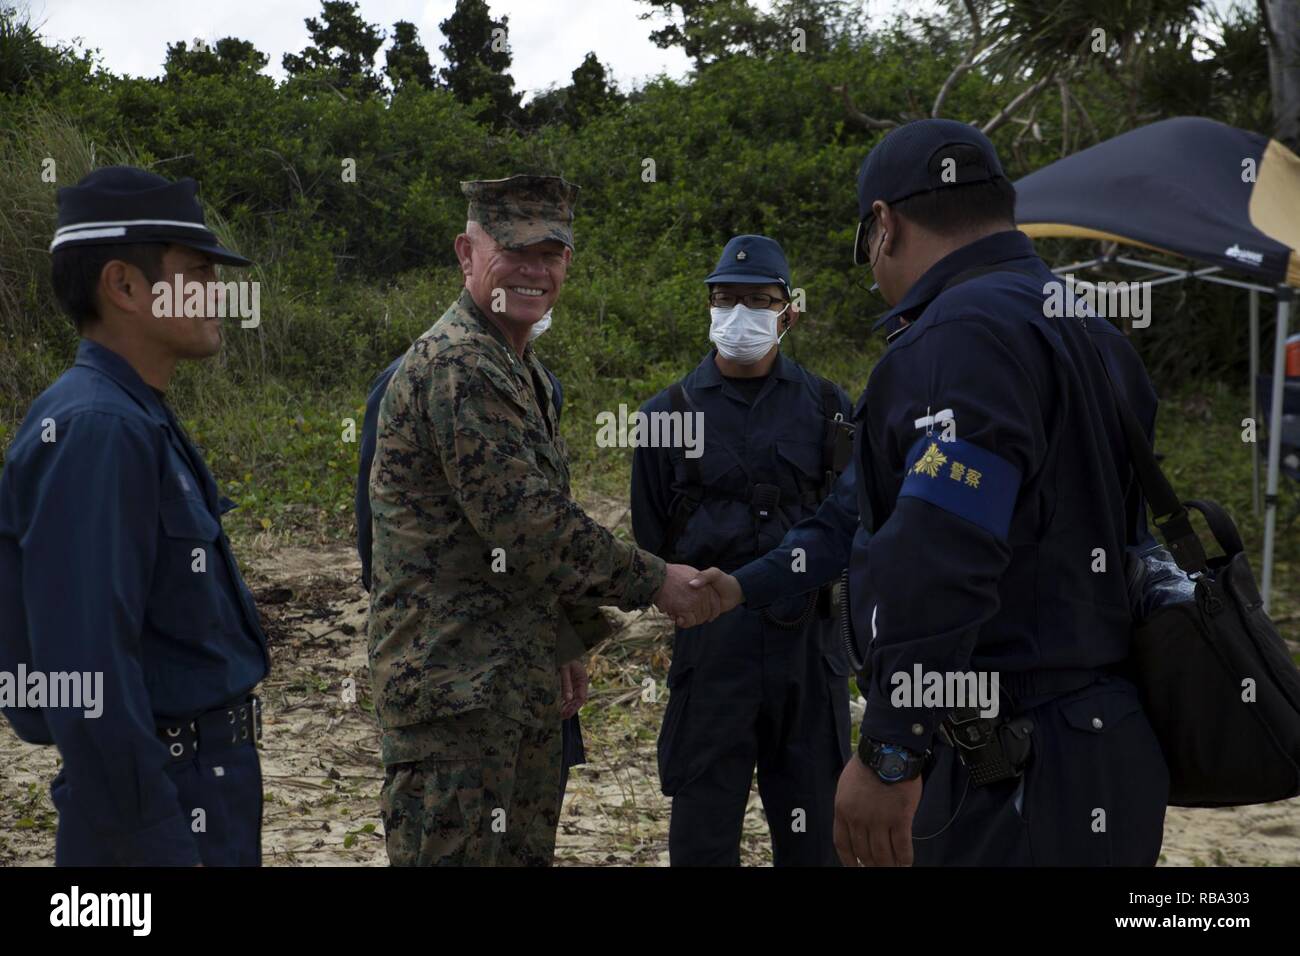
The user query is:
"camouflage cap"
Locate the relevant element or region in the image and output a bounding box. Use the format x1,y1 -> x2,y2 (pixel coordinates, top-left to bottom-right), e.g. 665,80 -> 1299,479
461,174 -> 580,251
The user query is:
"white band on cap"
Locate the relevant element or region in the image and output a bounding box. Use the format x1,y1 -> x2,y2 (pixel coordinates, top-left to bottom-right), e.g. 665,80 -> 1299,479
49,217 -> 213,252
52,217 -> 212,237
49,227 -> 128,250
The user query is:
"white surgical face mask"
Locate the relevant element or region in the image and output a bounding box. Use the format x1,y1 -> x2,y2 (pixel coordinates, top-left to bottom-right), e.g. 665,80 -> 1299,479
709,303 -> 789,364
528,309 -> 553,341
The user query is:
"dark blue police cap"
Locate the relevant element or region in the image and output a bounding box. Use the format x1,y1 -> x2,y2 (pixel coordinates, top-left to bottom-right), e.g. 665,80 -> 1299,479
50,166 -> 251,266
705,234 -> 791,290
853,119 -> 1006,265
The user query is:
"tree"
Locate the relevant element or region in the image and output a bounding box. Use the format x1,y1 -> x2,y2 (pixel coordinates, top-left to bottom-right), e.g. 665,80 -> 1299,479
282,0 -> 384,96
638,0 -> 866,64
568,53 -> 623,122
638,0 -> 781,66
1263,0 -> 1300,148
384,20 -> 434,93
438,0 -> 520,122
1135,4 -> 1270,140
0,5 -> 88,95
833,0 -> 1206,145
523,52 -> 624,130
164,38 -> 268,81
767,0 -> 865,55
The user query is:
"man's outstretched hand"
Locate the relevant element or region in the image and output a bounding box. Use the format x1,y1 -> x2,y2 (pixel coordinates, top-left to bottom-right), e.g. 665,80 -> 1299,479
654,563 -> 721,628
687,567 -> 744,620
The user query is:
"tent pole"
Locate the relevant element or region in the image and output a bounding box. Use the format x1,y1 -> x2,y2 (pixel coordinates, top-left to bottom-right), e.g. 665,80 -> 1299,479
1250,289 -> 1260,518
1261,286 -> 1292,612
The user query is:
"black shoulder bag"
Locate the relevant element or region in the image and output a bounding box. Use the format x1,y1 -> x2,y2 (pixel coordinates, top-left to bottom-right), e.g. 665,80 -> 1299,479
1107,372 -> 1300,807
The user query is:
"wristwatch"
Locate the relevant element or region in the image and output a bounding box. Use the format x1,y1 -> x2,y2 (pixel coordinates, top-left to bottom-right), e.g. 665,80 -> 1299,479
859,737 -> 926,783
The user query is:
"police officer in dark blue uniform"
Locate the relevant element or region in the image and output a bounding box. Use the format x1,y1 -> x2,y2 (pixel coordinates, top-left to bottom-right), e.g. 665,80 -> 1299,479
355,344 -> 589,792
0,167 -> 268,866
632,235 -> 854,866
833,120 -> 1169,866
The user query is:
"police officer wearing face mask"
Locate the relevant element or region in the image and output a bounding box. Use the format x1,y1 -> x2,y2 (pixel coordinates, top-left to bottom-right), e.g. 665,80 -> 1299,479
631,234 -> 855,866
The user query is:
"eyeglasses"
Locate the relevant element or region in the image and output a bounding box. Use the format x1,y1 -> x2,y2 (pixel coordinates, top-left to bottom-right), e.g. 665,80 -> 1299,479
859,216 -> 879,262
708,291 -> 789,309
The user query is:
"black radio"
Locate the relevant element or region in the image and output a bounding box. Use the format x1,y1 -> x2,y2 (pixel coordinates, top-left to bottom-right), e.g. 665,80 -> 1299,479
940,708 -> 1035,787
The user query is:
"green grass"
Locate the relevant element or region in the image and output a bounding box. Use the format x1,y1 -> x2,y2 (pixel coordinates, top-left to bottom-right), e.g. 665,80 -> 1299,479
187,382 -> 364,542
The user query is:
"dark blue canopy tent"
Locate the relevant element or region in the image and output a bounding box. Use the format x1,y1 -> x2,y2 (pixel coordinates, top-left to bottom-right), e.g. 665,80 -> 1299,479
1015,117 -> 1300,607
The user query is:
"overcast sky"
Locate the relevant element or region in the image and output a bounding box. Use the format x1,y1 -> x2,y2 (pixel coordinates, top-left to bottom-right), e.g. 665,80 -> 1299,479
26,0 -> 940,100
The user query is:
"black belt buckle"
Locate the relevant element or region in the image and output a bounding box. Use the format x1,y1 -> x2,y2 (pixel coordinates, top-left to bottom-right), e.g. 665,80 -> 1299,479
225,695 -> 261,746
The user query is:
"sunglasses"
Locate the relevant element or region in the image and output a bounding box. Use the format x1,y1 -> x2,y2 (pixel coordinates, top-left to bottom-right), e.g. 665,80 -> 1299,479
853,215 -> 879,267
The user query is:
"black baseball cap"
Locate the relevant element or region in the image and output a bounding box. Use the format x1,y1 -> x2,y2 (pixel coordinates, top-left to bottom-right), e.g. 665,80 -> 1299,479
50,166 -> 251,266
853,119 -> 1006,265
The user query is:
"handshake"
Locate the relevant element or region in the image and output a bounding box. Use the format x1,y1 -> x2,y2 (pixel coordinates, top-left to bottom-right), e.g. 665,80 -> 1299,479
652,564 -> 744,628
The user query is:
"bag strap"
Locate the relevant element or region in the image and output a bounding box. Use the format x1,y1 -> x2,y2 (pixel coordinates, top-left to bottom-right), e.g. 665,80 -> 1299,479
660,382 -> 702,559
819,376 -> 837,472
940,260 -> 1214,575
669,382 -> 702,488
1184,499 -> 1245,558
815,374 -> 855,490
1091,348 -> 1213,575
939,260 -> 1038,293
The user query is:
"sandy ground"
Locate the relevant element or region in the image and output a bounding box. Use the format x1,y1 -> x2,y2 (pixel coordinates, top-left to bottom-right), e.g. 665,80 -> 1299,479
2,497 -> 1299,867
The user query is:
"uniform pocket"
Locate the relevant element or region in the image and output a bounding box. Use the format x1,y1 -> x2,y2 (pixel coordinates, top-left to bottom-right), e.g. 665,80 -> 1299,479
1025,681 -> 1168,865
776,438 -> 824,510
821,619 -> 854,677
533,439 -> 570,488
1058,685 -> 1143,736
380,764 -> 428,866
186,744 -> 261,866
657,667 -> 693,796
775,439 -> 823,482
151,496 -> 227,644
160,495 -> 221,542
669,440 -> 745,566
912,744 -> 1033,865
823,656 -> 852,764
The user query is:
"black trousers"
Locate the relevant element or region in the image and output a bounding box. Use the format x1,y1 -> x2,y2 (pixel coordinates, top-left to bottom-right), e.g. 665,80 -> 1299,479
53,742 -> 262,867
658,608 -> 851,866
912,675 -> 1169,866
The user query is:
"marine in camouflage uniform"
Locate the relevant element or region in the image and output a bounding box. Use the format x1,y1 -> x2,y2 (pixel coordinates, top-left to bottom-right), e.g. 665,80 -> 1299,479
368,175 -> 668,866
